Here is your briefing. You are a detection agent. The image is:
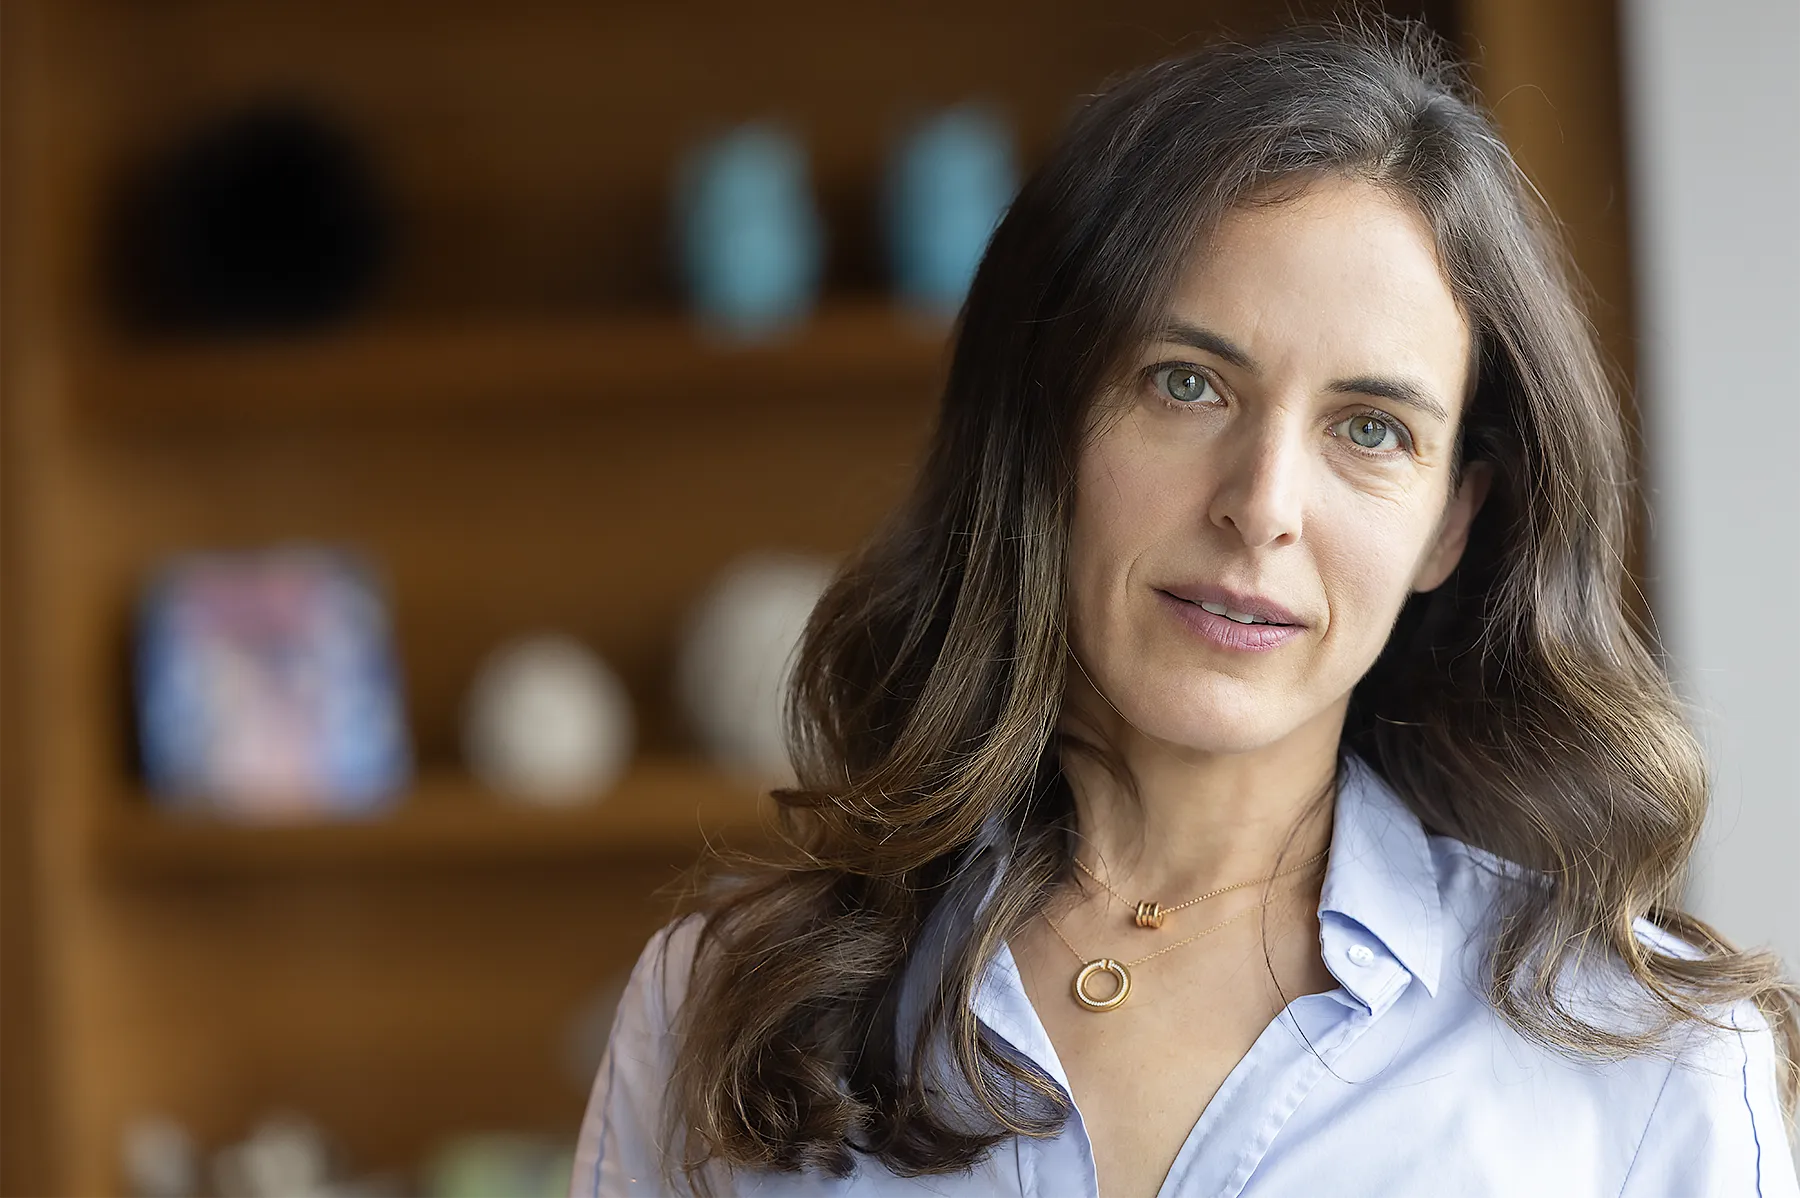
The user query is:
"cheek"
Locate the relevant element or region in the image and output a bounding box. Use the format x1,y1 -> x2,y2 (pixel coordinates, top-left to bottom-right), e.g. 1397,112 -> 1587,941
1067,422 -> 1182,631
1312,499 -> 1442,648
1064,485 -> 1122,657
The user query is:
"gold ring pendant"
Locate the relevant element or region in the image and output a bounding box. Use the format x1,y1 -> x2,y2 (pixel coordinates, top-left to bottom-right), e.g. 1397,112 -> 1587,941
1072,958 -> 1132,1012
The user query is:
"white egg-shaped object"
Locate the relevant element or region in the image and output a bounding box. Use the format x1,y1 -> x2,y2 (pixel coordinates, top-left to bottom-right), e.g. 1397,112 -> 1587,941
677,553 -> 834,786
462,634 -> 634,805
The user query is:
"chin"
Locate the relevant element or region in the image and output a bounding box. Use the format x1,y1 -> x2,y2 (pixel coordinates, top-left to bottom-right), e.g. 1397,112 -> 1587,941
1111,670 -> 1304,758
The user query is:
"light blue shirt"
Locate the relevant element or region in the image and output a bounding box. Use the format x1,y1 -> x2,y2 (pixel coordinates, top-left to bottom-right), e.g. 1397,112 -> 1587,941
574,757 -> 1798,1196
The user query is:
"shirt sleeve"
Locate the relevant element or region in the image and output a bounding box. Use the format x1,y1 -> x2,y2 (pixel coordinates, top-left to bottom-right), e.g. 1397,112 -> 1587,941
1618,1000 -> 1799,1197
570,917 -> 706,1198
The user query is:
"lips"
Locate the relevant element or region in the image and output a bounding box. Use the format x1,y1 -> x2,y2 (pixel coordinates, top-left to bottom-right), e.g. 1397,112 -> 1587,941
1158,584 -> 1302,627
1155,590 -> 1306,651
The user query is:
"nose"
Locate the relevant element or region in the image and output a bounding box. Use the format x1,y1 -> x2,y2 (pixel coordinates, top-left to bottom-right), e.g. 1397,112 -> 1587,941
1206,417 -> 1305,548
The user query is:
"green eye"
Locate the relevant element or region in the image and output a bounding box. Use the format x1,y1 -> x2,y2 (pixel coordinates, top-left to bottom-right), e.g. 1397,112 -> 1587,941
1154,365 -> 1216,405
1338,414 -> 1402,452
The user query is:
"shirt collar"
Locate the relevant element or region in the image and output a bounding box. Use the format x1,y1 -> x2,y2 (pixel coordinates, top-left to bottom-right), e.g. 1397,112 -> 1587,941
898,753 -> 1444,1057
1317,754 -> 1443,1005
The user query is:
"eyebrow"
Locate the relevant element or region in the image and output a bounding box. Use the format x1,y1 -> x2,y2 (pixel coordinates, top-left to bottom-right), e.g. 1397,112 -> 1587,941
1326,375 -> 1452,425
1153,318 -> 1453,424
1158,320 -> 1257,371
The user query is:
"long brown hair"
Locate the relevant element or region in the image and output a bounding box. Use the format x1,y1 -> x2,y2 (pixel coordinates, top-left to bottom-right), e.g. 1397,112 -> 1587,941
663,19 -> 1799,1190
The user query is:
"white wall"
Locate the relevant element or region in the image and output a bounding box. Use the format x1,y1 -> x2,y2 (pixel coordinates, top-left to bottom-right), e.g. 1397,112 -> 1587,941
1620,0 -> 1800,970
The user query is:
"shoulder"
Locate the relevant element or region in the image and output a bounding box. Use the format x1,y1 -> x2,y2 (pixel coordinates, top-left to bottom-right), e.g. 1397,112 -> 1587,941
603,913 -> 711,1094
1417,836 -> 1797,1194
1624,924 -> 1796,1194
599,914 -> 707,1055
1422,831 -> 1714,985
627,913 -> 707,1026
570,915 -> 712,1197
1619,994 -> 1798,1196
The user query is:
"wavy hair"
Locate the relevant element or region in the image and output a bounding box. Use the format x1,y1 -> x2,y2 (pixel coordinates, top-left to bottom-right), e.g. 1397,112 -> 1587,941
662,19 -> 1799,1191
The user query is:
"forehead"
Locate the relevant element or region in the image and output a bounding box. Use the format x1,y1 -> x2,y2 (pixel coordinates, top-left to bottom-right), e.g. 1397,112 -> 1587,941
1160,176 -> 1472,402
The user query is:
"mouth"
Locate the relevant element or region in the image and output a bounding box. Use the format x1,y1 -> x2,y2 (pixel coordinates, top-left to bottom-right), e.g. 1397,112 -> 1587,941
1158,586 -> 1302,628
1156,588 -> 1306,652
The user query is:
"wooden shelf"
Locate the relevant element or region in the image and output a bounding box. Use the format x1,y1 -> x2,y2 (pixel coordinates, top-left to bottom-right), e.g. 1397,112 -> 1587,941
98,756 -> 777,876
76,299 -> 953,428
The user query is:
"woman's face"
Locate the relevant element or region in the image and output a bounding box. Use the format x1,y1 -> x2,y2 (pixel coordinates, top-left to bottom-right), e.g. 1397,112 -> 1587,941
1063,175 -> 1490,758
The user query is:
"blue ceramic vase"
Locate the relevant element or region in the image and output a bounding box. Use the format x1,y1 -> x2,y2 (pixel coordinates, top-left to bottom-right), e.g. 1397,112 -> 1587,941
883,106 -> 1019,316
674,123 -> 823,337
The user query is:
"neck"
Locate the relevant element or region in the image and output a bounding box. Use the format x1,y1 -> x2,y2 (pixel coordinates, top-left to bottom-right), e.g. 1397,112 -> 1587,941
1057,680 -> 1343,903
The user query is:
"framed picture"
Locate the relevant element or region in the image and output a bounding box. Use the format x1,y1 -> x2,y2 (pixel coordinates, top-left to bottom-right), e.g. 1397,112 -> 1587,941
135,545 -> 411,818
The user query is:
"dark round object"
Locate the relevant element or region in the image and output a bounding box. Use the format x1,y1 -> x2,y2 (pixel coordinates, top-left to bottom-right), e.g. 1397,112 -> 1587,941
113,99 -> 391,334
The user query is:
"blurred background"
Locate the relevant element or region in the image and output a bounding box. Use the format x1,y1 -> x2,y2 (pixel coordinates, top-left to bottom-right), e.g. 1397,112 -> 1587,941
1,1 -> 1792,1195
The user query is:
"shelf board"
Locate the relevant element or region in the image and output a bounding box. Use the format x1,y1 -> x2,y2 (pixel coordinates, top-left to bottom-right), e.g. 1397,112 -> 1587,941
76,299 -> 953,427
99,756 -> 778,876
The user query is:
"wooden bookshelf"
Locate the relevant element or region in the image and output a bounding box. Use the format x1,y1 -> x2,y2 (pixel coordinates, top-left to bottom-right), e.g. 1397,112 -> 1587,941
98,758 -> 776,877
2,0 -> 1636,1193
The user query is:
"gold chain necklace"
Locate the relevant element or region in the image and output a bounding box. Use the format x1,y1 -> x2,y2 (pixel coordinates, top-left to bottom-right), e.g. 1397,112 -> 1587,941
1044,902 -> 1259,1012
1074,847 -> 1328,929
1047,849 -> 1329,1013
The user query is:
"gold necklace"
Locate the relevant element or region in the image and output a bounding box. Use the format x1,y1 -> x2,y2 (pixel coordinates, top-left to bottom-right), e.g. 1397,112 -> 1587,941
1044,902 -> 1259,1012
1047,851 -> 1329,1013
1074,847 -> 1329,928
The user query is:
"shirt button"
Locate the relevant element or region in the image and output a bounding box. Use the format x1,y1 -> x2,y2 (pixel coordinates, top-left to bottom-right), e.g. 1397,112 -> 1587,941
1346,943 -> 1377,967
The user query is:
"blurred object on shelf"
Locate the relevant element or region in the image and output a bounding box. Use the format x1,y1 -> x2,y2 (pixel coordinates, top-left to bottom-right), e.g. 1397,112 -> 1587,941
134,546 -> 412,818
673,122 -> 824,338
462,634 -> 635,805
208,1111 -> 408,1197
109,98 -> 393,337
883,104 -> 1019,316
212,1115 -> 323,1197
678,551 -> 835,786
422,1133 -> 574,1198
560,968 -> 633,1095
122,1113 -> 199,1198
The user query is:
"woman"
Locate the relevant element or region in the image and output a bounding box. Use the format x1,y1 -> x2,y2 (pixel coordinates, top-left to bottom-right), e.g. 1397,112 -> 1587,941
574,22 -> 1798,1197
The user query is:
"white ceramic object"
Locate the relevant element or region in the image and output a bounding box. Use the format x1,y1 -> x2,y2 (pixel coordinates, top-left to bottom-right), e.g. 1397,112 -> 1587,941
462,634 -> 634,805
121,1113 -> 198,1198
210,1113 -> 333,1198
677,553 -> 834,786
